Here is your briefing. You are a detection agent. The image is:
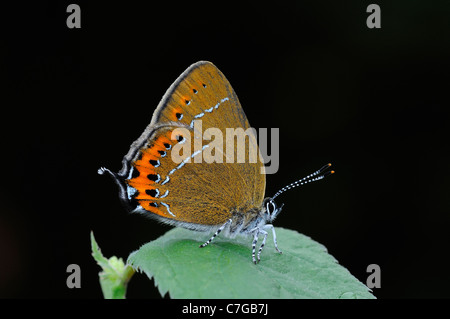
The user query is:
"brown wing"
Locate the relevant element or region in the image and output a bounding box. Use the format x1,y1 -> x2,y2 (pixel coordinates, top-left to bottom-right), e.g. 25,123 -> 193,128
120,61 -> 265,227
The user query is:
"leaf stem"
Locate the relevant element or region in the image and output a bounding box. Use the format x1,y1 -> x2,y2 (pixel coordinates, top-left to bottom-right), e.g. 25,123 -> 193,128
90,231 -> 135,299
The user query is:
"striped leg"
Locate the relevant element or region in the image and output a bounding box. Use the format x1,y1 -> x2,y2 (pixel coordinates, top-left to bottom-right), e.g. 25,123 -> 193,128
251,225 -> 283,264
199,219 -> 232,248
264,224 -> 282,254
251,229 -> 260,264
257,230 -> 269,262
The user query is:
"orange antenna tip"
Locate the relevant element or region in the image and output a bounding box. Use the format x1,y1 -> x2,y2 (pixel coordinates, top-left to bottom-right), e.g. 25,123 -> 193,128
331,170 -> 335,174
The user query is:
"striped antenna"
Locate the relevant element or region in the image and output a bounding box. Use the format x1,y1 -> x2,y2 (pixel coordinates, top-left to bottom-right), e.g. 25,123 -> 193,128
271,163 -> 334,200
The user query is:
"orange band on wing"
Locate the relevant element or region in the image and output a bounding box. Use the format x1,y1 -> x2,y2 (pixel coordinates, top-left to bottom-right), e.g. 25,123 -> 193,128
138,201 -> 165,216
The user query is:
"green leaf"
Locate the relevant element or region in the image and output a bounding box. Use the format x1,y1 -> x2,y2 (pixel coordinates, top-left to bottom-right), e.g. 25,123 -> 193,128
91,231 -> 135,299
127,227 -> 375,299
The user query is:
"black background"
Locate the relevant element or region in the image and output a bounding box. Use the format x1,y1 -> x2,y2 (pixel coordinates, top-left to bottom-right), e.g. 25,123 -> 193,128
1,0 -> 449,299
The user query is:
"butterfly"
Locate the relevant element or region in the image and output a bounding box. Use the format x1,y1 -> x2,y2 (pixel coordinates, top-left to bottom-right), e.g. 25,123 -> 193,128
98,61 -> 333,263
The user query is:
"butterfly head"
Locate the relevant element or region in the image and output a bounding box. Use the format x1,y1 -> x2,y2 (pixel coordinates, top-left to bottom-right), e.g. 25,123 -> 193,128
263,197 -> 284,223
